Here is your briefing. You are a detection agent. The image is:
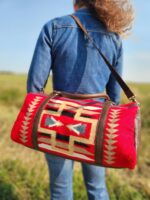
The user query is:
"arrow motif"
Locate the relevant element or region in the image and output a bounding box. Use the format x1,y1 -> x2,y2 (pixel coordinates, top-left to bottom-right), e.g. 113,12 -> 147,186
19,96 -> 43,143
104,109 -> 121,165
67,123 -> 86,135
45,116 -> 63,127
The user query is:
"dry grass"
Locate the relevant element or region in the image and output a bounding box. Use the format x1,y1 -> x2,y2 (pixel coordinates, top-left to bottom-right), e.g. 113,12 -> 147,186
0,74 -> 150,200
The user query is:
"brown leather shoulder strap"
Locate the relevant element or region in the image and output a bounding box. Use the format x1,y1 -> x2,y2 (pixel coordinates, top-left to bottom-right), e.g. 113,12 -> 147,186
70,14 -> 136,101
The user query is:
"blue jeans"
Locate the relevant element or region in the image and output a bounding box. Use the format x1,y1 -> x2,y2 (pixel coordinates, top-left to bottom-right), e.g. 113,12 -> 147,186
45,153 -> 110,200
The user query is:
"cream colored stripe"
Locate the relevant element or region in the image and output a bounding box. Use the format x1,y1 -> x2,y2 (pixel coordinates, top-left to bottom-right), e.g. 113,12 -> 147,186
38,143 -> 94,161
38,137 -> 93,156
40,110 -> 61,117
50,99 -> 101,111
51,133 -> 56,149
77,109 -> 100,115
38,110 -> 97,144
47,104 -> 100,115
50,99 -> 81,107
74,108 -> 97,144
38,127 -> 56,135
65,105 -> 101,111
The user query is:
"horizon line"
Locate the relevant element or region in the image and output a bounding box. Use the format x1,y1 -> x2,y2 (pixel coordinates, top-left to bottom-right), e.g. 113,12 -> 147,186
0,71 -> 149,84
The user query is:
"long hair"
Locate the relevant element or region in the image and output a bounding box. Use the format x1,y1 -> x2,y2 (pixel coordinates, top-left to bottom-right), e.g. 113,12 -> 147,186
74,0 -> 134,36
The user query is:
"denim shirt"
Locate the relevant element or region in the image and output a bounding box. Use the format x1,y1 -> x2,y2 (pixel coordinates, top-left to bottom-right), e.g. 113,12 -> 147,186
27,8 -> 123,104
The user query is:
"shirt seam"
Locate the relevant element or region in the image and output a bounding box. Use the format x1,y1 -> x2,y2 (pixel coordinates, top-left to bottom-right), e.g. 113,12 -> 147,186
53,25 -> 114,35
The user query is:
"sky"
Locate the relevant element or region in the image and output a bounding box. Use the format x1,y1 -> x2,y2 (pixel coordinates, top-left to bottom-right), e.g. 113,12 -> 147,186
0,0 -> 150,82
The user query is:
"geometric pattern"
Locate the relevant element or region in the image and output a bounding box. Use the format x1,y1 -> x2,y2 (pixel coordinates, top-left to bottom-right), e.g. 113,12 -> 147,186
67,123 -> 86,135
45,116 -> 86,135
37,98 -> 101,161
104,109 -> 120,164
11,92 -> 139,169
19,96 -> 42,143
45,116 -> 63,128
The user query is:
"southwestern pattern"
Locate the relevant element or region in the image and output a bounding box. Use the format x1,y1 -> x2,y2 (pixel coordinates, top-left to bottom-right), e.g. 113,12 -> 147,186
11,92 -> 139,169
104,109 -> 120,165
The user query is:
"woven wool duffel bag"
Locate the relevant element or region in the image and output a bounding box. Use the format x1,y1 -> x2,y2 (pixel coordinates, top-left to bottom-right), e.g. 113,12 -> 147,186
11,15 -> 141,169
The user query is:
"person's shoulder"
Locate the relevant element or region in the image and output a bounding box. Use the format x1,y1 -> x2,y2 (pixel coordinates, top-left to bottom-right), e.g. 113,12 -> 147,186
44,14 -> 76,30
110,32 -> 122,52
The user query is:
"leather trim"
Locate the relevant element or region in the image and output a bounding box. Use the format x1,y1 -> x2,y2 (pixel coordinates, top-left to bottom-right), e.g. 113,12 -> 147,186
70,14 -> 136,101
53,90 -> 110,100
95,100 -> 112,165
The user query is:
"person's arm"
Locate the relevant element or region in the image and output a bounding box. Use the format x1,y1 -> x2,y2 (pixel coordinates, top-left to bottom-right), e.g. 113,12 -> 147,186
106,41 -> 123,105
27,22 -> 53,93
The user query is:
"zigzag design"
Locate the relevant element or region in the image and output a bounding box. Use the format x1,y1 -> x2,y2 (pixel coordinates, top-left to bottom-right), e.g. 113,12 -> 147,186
20,96 -> 42,143
104,109 -> 120,164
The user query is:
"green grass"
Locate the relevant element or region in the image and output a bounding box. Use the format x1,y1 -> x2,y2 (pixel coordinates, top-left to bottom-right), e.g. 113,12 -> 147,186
0,73 -> 150,200
0,160 -> 49,200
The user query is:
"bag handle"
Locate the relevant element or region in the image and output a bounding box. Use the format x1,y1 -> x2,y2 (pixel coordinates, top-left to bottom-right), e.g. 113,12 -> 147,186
70,15 -> 136,102
53,90 -> 110,100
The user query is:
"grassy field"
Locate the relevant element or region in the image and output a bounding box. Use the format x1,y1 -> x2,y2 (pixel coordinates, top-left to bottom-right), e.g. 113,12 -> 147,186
0,73 -> 150,200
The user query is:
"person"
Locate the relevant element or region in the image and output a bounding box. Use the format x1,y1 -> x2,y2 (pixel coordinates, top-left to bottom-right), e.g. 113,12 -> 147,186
27,0 -> 134,199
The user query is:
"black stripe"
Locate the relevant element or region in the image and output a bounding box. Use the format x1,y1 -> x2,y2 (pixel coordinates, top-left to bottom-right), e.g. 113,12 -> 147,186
61,110 -> 75,118
39,133 -> 51,138
56,133 -> 70,142
46,107 -> 58,112
74,141 -> 89,148
80,114 -> 92,118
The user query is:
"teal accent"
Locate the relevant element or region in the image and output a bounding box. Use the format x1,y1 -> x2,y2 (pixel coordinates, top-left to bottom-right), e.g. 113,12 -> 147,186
45,117 -> 55,126
75,124 -> 86,134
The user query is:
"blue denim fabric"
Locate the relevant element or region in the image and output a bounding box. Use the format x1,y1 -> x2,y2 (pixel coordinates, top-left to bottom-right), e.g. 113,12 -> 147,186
45,154 -> 109,200
27,7 -> 123,200
27,8 -> 123,104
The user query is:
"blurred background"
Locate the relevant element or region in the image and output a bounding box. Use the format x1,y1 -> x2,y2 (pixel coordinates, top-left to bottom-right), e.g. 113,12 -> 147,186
0,1 -> 150,200
0,0 -> 150,82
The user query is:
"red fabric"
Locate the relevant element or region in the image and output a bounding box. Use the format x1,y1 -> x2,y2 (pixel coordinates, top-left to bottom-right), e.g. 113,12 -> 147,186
11,93 -> 138,169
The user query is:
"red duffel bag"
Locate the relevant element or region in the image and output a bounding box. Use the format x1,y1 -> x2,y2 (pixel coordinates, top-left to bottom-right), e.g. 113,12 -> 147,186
11,15 -> 141,169
11,90 -> 140,169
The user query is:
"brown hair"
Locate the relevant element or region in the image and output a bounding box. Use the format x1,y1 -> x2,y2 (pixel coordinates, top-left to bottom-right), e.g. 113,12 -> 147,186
75,0 -> 134,36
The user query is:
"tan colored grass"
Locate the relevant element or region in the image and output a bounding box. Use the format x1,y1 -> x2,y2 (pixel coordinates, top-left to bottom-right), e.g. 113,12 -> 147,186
0,74 -> 150,199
